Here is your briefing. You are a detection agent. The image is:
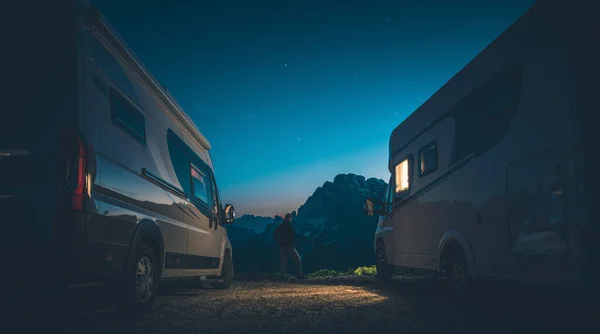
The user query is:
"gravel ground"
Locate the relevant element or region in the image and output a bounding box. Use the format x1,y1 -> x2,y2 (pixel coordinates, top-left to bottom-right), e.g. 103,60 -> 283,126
48,277 -> 596,334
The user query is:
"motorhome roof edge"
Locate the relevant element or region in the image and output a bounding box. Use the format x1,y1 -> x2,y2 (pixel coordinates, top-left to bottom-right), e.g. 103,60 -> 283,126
84,5 -> 212,151
387,1 -> 539,172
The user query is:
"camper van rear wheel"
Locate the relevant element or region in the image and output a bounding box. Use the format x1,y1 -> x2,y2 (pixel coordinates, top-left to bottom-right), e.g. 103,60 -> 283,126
446,249 -> 470,297
117,242 -> 158,314
212,250 -> 233,289
376,244 -> 393,281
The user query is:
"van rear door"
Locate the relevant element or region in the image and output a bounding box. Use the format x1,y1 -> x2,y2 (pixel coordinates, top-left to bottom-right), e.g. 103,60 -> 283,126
0,0 -> 79,246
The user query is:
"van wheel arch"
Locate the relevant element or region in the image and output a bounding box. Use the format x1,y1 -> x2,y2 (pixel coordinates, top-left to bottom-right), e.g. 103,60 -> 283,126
437,230 -> 475,277
212,248 -> 233,289
124,220 -> 165,280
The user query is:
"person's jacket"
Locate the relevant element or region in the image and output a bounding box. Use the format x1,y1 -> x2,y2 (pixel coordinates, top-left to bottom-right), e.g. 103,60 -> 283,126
274,221 -> 295,246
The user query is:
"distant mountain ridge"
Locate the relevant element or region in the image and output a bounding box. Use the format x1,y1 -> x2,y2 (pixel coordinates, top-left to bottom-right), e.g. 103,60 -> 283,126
233,214 -> 274,233
227,173 -> 387,274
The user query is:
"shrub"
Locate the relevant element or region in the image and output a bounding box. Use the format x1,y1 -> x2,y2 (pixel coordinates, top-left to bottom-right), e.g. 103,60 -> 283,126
354,265 -> 377,276
306,269 -> 345,278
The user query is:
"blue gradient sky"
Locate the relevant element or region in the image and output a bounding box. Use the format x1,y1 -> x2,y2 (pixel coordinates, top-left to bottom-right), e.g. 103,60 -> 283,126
96,0 -> 534,216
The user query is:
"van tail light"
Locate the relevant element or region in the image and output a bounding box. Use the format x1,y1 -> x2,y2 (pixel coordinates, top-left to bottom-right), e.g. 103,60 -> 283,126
58,129 -> 88,211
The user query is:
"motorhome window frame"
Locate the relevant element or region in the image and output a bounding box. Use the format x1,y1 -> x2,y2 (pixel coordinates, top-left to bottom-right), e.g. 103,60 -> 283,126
108,87 -> 147,146
418,140 -> 438,178
209,174 -> 224,227
382,175 -> 394,214
389,61 -> 523,161
394,154 -> 414,200
190,163 -> 210,211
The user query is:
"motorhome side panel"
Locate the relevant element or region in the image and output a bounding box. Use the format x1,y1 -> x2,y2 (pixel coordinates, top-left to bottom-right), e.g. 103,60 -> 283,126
164,128 -> 220,276
81,14 -> 225,280
389,9 -> 530,272
497,0 -> 580,287
81,25 -> 192,280
389,0 -> 579,286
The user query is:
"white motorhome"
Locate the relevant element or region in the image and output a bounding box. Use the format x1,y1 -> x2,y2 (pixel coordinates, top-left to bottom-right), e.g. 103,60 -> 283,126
365,0 -> 600,296
1,1 -> 236,313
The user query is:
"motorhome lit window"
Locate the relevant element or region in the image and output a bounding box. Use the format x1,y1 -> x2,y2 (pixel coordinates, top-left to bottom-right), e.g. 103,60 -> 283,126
395,159 -> 410,193
109,89 -> 146,145
191,166 -> 209,204
419,142 -> 438,177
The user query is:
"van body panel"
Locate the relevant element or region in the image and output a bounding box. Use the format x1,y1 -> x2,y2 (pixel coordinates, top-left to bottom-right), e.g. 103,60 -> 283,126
185,204 -> 220,276
380,0 -> 597,290
1,1 -> 232,288
80,4 -> 231,282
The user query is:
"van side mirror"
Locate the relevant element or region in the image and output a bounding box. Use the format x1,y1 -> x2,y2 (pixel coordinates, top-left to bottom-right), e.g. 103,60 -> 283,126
224,204 -> 235,224
364,198 -> 388,216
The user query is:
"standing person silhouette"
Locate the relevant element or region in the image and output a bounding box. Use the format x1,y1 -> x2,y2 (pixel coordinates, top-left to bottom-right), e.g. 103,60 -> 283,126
274,213 -> 303,279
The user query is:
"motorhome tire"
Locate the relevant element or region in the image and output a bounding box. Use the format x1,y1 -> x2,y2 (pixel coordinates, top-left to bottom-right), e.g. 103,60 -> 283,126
212,250 -> 233,289
444,247 -> 471,299
376,244 -> 393,281
117,242 -> 157,315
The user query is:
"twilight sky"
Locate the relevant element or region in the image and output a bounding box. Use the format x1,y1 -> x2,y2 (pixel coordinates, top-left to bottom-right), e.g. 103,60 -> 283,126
96,0 -> 534,217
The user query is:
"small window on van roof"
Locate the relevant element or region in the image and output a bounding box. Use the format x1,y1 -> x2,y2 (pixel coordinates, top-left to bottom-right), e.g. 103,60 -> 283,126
109,88 -> 146,145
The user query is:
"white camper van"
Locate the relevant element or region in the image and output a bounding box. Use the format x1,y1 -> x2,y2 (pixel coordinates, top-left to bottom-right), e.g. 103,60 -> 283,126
365,0 -> 600,296
1,1 -> 236,313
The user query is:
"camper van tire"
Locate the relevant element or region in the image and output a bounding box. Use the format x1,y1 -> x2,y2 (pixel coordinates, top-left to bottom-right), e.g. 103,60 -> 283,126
375,243 -> 394,281
117,242 -> 158,315
441,246 -> 471,299
212,250 -> 233,289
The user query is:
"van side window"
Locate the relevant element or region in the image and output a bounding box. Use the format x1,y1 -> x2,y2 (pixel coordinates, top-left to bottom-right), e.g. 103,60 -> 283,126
190,165 -> 209,205
109,88 -> 146,145
447,63 -> 522,166
211,178 -> 222,221
382,175 -> 394,212
419,141 -> 438,177
395,156 -> 412,195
